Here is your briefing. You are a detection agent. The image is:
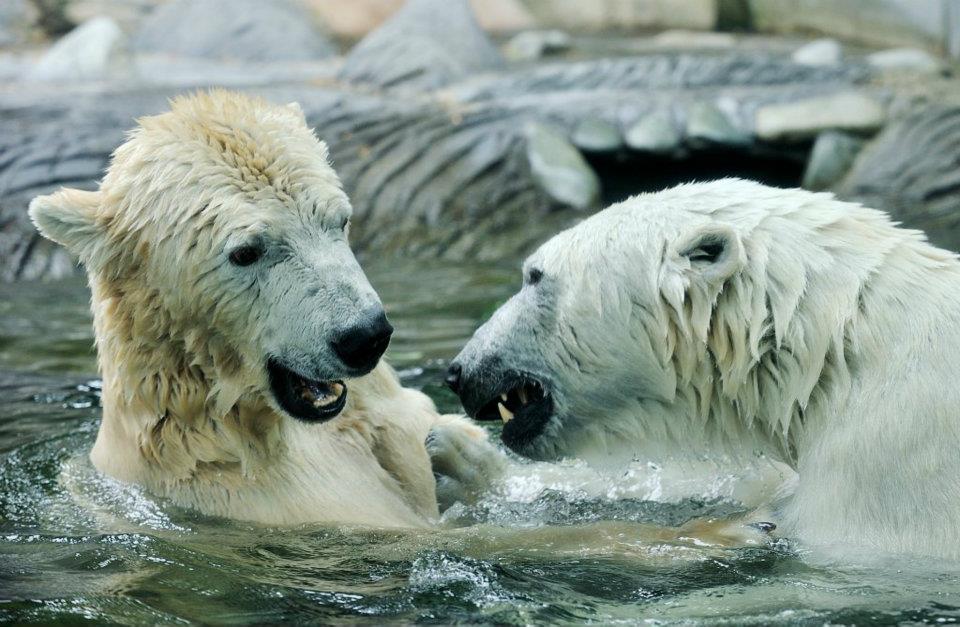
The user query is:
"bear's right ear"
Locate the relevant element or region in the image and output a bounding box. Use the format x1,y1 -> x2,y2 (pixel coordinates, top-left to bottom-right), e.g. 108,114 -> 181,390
676,224 -> 744,286
29,188 -> 104,264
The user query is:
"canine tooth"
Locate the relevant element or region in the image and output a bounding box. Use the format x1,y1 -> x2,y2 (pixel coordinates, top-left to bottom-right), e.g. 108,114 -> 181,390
497,402 -> 514,423
518,386 -> 528,405
501,393 -> 508,402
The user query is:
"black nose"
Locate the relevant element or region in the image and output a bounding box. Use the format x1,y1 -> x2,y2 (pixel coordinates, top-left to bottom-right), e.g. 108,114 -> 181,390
445,363 -> 462,393
331,310 -> 393,372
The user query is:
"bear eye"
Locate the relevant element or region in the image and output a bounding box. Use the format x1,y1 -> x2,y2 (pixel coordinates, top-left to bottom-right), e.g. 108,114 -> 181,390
228,244 -> 263,267
526,267 -> 544,285
340,216 -> 350,230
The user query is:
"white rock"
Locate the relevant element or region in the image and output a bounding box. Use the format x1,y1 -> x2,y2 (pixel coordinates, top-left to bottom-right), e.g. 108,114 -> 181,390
653,30 -> 736,48
867,47 -> 944,75
27,17 -> 132,82
571,117 -> 622,152
525,122 -> 600,210
755,92 -> 885,141
504,30 -> 571,61
625,110 -> 682,153
802,131 -> 865,191
687,102 -> 750,146
792,38 -> 842,66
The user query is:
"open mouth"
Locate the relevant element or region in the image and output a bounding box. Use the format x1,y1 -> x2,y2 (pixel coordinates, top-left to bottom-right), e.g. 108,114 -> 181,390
267,358 -> 347,423
473,374 -> 554,453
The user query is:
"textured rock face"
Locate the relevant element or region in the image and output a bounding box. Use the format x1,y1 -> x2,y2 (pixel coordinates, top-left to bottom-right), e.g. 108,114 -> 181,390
134,0 -> 335,61
26,17 -> 131,82
838,105 -> 960,252
338,0 -> 503,89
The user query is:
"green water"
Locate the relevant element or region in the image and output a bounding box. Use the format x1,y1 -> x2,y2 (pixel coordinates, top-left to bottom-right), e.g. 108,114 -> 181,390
2,260 -> 960,626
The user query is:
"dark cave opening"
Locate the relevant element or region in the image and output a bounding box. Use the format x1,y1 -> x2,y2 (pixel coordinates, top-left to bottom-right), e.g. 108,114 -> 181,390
584,145 -> 811,206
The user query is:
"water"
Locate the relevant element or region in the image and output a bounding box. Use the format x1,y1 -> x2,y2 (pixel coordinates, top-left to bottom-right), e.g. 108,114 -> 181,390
3,259 -> 960,625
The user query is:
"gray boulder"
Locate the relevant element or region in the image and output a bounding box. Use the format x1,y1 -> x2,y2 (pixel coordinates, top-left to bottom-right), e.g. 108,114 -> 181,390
339,0 -> 503,89
755,92 -> 885,140
134,0 -> 335,61
625,109 -> 682,154
504,30 -> 571,61
801,131 -> 864,190
867,48 -> 945,75
27,17 -> 132,82
526,122 -> 600,210
791,38 -> 842,66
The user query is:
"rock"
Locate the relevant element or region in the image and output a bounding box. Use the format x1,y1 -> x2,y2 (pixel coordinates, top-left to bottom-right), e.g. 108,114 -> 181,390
504,30 -> 571,61
339,0 -> 503,89
0,0 -> 39,47
571,117 -> 621,152
748,0 -> 952,55
755,92 -> 885,140
26,17 -> 131,82
306,0 -> 534,38
652,30 -> 737,48
687,101 -> 749,146
521,0 -> 718,32
525,122 -> 600,210
134,0 -> 335,62
801,131 -> 864,190
792,38 -> 842,66
625,109 -> 682,153
837,105 -> 960,253
867,48 -> 945,75
0,51 -> 874,280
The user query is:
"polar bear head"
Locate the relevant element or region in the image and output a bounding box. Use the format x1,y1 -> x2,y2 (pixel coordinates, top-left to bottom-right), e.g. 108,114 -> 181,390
30,91 -> 391,425
449,179 -> 903,462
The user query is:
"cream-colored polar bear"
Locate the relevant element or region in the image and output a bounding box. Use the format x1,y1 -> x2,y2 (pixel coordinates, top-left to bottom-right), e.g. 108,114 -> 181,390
448,179 -> 960,558
29,90 -> 487,528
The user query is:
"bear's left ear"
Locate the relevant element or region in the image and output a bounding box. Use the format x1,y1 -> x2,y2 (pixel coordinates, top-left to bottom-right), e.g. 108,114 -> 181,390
676,223 -> 744,285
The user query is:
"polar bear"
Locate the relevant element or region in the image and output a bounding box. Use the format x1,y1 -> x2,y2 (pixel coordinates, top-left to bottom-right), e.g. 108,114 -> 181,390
446,179 -> 960,558
29,90 -> 487,528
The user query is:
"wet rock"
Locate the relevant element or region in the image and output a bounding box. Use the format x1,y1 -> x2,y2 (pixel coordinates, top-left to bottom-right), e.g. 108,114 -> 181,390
837,105 -> 960,252
867,48 -> 945,75
0,0 -> 39,47
339,0 -> 503,89
0,52 -> 875,280
571,117 -> 621,152
26,17 -> 132,82
792,38 -> 842,66
134,0 -> 335,61
525,122 -> 600,210
755,92 -> 885,140
801,131 -> 864,190
521,0 -> 718,32
653,30 -> 737,48
687,101 -> 749,146
504,30 -> 572,61
625,110 -> 682,154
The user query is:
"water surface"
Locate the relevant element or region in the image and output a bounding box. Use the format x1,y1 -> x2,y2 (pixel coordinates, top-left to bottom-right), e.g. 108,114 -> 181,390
2,259 -> 960,626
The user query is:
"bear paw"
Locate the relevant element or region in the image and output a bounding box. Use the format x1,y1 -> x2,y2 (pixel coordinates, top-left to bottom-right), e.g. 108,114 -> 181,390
426,417 -> 507,512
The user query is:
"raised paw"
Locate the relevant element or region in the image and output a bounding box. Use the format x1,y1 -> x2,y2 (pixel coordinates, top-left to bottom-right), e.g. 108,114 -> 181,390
426,417 -> 507,511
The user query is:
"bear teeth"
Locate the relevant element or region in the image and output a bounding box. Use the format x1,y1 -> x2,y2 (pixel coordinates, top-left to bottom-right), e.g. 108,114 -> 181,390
497,402 -> 514,423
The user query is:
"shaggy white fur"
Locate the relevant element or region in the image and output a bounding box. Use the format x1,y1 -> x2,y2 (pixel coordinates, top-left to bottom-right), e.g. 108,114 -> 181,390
452,179 -> 960,558
29,90 -> 488,527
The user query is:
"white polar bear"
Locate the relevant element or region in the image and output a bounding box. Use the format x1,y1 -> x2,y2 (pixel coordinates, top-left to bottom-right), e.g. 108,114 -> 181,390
29,90 -> 488,528
447,178 -> 960,558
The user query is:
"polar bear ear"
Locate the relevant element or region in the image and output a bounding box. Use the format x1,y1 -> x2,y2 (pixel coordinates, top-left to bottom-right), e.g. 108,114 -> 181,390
29,188 -> 104,264
676,223 -> 745,285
